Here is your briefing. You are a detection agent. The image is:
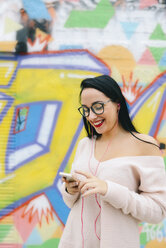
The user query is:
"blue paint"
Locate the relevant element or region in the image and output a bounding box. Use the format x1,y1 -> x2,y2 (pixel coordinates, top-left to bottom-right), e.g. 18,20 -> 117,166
23,0 -> 51,21
121,22 -> 139,39
45,187 -> 70,225
9,103 -> 44,149
60,45 -> 84,50
54,119 -> 84,186
5,101 -> 62,173
159,120 -> 165,131
159,51 -> 166,66
149,88 -> 166,136
130,72 -> 166,119
18,51 -> 111,75
0,93 -> 14,124
25,227 -> 43,245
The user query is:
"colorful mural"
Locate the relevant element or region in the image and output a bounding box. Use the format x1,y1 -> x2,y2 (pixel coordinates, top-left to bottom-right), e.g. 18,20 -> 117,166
0,0 -> 166,247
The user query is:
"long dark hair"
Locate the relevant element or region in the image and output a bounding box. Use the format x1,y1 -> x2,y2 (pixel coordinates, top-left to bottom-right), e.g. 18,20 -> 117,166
79,75 -> 160,148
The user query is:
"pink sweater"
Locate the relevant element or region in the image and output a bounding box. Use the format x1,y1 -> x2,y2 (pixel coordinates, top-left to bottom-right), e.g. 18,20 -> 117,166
58,137 -> 166,248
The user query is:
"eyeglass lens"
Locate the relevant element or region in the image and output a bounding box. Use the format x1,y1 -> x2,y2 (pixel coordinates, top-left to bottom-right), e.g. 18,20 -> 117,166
79,102 -> 104,117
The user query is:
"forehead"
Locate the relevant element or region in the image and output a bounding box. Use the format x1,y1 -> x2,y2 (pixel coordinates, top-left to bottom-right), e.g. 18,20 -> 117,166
81,88 -> 108,105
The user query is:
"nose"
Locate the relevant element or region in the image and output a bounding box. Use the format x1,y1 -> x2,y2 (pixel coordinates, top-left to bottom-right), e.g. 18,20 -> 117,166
88,108 -> 97,120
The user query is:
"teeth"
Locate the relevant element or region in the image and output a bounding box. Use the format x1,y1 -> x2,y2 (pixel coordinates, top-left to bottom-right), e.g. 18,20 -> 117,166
94,120 -> 103,125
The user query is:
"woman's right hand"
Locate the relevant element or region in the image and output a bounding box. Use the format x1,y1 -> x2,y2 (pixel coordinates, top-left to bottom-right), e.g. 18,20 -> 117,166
62,178 -> 79,195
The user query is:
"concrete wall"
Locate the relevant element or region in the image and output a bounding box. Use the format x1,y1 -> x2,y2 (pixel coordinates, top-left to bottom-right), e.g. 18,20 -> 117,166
0,0 -> 166,247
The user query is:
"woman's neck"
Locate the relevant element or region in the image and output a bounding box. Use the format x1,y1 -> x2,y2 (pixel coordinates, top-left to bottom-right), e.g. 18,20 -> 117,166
99,124 -> 127,143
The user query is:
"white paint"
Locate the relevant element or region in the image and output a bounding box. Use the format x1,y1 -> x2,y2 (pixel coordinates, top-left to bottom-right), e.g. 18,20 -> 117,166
0,102 -> 3,110
20,54 -> 103,71
67,73 -> 95,79
60,72 -> 65,78
0,93 -> 5,99
27,37 -> 48,52
0,174 -> 15,184
8,144 -> 43,170
147,91 -> 161,112
122,87 -> 137,103
130,86 -> 155,118
57,178 -> 63,192
24,194 -> 52,223
37,104 -> 58,146
0,62 -> 15,78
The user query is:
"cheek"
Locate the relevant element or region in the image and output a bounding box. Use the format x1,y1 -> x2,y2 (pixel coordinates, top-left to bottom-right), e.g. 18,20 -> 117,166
105,111 -> 117,123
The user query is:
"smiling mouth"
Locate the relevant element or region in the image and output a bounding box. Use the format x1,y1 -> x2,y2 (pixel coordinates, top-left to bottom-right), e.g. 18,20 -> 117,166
93,120 -> 104,128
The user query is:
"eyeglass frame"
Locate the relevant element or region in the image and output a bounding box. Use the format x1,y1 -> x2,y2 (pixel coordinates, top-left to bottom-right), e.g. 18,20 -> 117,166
78,99 -> 111,117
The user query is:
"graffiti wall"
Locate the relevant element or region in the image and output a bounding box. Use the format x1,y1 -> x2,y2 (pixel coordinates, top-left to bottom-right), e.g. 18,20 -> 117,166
0,0 -> 166,248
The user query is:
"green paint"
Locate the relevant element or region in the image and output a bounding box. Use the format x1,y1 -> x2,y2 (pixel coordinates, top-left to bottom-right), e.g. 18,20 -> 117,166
65,0 -> 115,28
149,47 -> 166,63
140,231 -> 147,245
159,66 -> 166,72
27,238 -> 60,248
0,193 -> 16,210
20,107 -> 28,115
164,156 -> 166,169
0,224 -> 13,242
150,24 -> 166,40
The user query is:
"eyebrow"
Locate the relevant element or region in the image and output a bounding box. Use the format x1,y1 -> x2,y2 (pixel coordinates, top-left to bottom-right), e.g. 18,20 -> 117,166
81,101 -> 104,107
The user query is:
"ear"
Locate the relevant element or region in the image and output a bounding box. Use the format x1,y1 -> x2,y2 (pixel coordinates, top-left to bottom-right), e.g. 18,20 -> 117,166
117,103 -> 120,110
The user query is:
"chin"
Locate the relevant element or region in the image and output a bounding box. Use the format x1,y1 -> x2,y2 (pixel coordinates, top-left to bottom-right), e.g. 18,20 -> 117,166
94,127 -> 104,135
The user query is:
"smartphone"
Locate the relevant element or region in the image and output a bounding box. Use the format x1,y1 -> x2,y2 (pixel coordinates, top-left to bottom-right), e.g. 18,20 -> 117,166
59,172 -> 75,182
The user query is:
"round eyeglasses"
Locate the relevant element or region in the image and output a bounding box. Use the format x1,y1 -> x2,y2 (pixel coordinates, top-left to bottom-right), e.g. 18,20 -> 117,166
78,100 -> 111,117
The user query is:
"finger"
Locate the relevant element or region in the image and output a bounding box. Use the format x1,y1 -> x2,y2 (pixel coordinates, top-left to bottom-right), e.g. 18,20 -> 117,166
62,177 -> 71,182
78,180 -> 87,190
69,188 -> 79,194
63,177 -> 70,183
67,188 -> 79,195
81,182 -> 96,194
82,188 -> 98,197
78,178 -> 95,189
74,170 -> 93,179
78,178 -> 97,190
69,181 -> 79,188
72,173 -> 80,182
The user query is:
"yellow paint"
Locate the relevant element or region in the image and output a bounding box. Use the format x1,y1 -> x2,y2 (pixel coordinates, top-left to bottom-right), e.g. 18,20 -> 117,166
108,65 -> 122,83
0,55 -> 165,215
0,61 -> 17,86
36,28 -> 53,42
132,84 -> 165,134
53,225 -> 64,238
0,41 -> 17,52
36,214 -> 59,241
146,240 -> 166,248
4,17 -> 23,34
2,225 -> 23,243
0,100 -> 7,112
0,215 -> 13,224
0,61 -> 100,209
97,45 -> 136,81
133,65 -> 160,85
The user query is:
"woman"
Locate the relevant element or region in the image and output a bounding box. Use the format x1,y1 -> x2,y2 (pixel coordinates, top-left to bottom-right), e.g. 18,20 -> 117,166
58,75 -> 166,248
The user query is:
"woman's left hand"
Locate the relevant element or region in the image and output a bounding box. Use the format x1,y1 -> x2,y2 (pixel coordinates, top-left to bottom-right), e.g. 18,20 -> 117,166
73,170 -> 108,197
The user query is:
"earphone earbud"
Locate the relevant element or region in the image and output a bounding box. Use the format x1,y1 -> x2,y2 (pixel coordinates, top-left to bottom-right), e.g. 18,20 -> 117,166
117,103 -> 120,112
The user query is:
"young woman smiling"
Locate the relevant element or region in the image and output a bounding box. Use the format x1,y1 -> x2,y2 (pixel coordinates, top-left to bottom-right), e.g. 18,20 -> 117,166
58,75 -> 166,248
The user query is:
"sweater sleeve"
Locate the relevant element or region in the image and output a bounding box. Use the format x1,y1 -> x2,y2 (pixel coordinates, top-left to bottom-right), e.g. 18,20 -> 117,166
101,157 -> 166,224
60,182 -> 80,209
60,138 -> 87,208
